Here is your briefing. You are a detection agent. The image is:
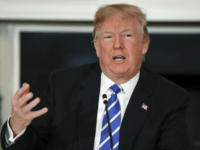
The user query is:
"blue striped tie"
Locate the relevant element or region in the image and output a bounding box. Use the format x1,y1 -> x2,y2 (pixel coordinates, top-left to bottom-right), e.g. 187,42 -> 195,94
99,84 -> 121,150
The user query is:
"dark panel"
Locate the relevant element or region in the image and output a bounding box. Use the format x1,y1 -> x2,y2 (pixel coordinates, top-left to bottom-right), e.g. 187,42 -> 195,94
20,32 -> 98,97
145,34 -> 200,74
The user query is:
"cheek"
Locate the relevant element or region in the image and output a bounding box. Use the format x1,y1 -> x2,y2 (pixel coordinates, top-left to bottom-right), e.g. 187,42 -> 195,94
99,42 -> 112,53
127,43 -> 143,59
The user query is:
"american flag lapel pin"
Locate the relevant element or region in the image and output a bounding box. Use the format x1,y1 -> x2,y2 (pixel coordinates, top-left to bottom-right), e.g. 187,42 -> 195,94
141,103 -> 148,111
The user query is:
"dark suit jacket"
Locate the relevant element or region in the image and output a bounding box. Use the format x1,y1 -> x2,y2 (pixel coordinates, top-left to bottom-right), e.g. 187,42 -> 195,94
1,62 -> 190,150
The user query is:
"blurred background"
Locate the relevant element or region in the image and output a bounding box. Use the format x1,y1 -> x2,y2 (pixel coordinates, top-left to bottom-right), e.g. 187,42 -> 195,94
0,0 -> 200,149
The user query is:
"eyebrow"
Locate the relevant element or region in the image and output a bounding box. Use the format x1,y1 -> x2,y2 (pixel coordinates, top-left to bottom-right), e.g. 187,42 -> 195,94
121,29 -> 134,33
101,29 -> 135,35
101,30 -> 113,34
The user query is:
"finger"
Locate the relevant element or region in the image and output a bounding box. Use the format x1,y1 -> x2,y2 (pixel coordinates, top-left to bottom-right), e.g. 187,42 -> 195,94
13,83 -> 30,101
28,107 -> 48,120
23,97 -> 40,112
18,92 -> 34,108
22,83 -> 30,96
22,85 -> 30,97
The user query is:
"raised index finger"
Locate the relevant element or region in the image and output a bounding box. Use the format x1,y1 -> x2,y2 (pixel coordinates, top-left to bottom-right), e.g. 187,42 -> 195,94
13,83 -> 30,100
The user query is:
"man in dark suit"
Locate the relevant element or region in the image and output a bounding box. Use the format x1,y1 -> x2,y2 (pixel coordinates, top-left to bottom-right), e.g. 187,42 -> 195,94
1,4 -> 190,150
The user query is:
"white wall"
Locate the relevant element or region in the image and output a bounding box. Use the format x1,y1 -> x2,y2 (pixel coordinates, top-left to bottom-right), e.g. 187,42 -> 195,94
0,0 -> 200,21
0,24 -> 16,130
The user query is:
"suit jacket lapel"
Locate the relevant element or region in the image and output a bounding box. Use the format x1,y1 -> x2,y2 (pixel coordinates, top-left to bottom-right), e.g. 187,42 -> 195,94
119,68 -> 155,150
76,64 -> 101,150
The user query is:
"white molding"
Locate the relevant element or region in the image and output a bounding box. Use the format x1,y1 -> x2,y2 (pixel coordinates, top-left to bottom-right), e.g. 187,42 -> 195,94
148,27 -> 200,34
13,25 -> 20,96
13,24 -> 94,33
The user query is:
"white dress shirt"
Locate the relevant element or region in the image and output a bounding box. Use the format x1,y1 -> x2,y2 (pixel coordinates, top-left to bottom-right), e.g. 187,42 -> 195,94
5,71 -> 140,149
5,117 -> 26,147
93,71 -> 140,150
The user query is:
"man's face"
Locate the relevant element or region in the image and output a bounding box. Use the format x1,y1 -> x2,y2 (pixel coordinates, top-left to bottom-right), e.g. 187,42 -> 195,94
94,13 -> 149,84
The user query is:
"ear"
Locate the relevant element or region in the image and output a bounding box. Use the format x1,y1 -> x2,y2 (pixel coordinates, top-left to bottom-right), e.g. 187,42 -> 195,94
94,40 -> 100,57
141,38 -> 150,55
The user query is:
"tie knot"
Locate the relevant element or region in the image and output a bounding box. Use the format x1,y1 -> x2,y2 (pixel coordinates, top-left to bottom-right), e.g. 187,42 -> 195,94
110,84 -> 121,94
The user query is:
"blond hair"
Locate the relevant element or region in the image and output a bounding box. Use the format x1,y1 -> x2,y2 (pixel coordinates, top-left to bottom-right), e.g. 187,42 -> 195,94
93,4 -> 149,42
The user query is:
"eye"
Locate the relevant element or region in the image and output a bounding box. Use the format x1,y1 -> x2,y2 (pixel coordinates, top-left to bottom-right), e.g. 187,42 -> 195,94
125,34 -> 132,37
104,35 -> 112,39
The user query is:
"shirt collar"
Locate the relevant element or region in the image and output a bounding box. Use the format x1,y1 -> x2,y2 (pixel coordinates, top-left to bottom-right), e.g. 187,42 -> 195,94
100,72 -> 115,97
100,71 -> 140,99
120,72 -> 140,100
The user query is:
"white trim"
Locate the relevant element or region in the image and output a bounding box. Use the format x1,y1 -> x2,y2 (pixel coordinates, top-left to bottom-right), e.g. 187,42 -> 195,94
13,25 -> 21,95
13,25 -> 94,33
148,27 -> 200,34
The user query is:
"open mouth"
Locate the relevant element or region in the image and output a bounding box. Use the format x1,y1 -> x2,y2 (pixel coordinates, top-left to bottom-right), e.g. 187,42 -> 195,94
113,56 -> 126,61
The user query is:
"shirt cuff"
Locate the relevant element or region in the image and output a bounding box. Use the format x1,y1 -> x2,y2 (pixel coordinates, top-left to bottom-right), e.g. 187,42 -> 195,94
6,116 -> 26,144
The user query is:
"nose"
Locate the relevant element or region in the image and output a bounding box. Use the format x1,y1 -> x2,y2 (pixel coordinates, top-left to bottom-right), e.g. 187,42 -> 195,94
114,35 -> 123,50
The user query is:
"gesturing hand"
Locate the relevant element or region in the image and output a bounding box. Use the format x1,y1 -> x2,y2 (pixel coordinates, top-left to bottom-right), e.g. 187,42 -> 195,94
10,83 -> 48,137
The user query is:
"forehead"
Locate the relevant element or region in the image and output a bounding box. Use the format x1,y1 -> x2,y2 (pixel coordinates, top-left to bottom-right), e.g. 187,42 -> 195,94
100,13 -> 140,33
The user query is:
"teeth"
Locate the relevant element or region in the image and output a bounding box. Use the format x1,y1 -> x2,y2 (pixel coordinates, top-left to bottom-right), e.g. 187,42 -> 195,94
113,55 -> 125,61
115,58 -> 123,61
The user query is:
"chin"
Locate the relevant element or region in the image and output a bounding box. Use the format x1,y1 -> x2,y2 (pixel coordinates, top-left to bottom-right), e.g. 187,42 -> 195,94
113,66 -> 138,76
111,69 -> 129,76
